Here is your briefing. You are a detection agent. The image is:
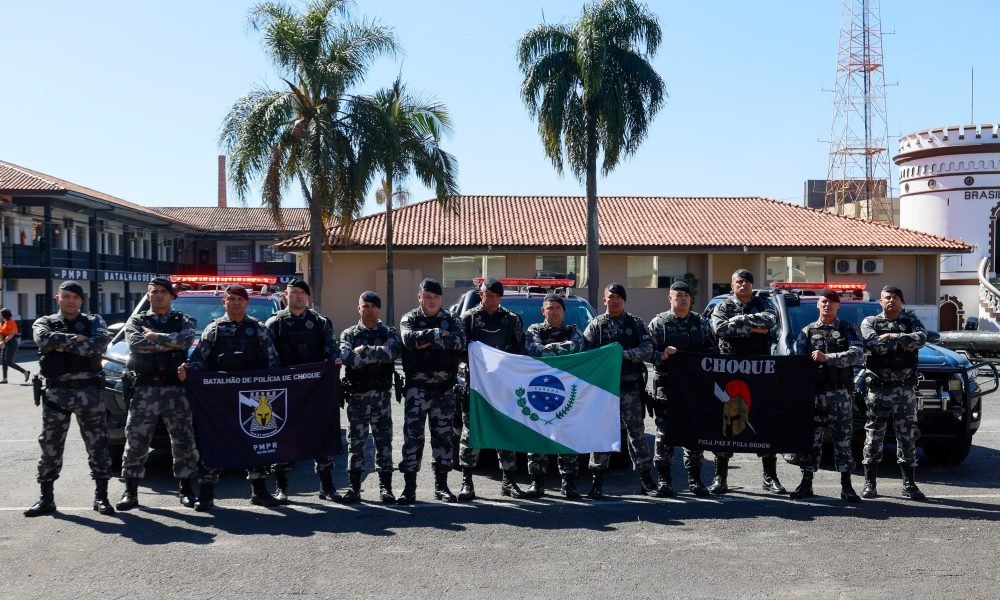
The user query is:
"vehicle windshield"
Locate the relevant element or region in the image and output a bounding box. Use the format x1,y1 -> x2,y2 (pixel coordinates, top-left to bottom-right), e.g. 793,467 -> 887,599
499,297 -> 595,332
121,295 -> 279,338
787,301 -> 882,335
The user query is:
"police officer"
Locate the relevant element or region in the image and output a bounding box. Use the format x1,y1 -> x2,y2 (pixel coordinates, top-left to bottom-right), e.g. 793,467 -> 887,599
790,289 -> 863,503
116,277 -> 199,511
860,285 -> 927,500
338,291 -> 400,503
458,278 -> 528,500
397,278 -> 466,504
264,278 -> 340,504
26,281 -> 114,517
583,283 -> 656,499
179,284 -> 282,511
648,280 -> 715,498
709,269 -> 785,495
524,293 -> 586,498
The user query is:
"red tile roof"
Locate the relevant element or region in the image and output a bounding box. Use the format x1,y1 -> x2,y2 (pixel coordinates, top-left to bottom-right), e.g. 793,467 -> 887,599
148,207 -> 310,232
275,195 -> 971,252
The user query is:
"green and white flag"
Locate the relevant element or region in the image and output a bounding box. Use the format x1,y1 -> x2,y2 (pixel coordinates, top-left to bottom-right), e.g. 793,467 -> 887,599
468,341 -> 622,454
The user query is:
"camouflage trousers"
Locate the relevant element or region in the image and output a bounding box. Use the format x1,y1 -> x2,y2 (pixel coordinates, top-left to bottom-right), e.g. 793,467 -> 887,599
864,385 -> 919,467
653,405 -> 704,471
527,453 -> 579,476
801,389 -> 855,473
346,389 -> 393,473
37,384 -> 112,482
398,385 -> 456,473
121,384 -> 199,479
590,383 -> 652,472
459,393 -> 518,472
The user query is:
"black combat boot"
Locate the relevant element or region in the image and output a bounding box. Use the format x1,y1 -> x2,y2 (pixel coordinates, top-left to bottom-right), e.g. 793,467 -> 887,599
789,470 -> 814,500
178,479 -> 196,508
396,471 -> 417,505
561,474 -> 582,499
24,481 -> 56,517
250,478 -> 279,507
637,468 -> 657,497
861,465 -> 877,499
434,468 -> 457,503
840,472 -> 861,503
761,456 -> 787,494
457,467 -> 476,502
116,477 -> 140,511
341,470 -> 363,504
687,465 -> 709,497
500,471 -> 527,499
654,464 -> 675,498
93,479 -> 116,515
273,470 -> 290,505
588,471 -> 604,500
378,471 -> 395,504
194,482 -> 215,512
708,457 -> 729,495
318,469 -> 342,502
526,473 -> 546,498
900,465 -> 926,501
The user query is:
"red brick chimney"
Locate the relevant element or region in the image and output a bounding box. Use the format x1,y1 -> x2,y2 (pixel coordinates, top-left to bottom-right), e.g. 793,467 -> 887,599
217,155 -> 227,208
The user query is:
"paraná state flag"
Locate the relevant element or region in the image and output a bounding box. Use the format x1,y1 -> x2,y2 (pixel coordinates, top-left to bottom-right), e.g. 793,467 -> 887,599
467,341 -> 622,454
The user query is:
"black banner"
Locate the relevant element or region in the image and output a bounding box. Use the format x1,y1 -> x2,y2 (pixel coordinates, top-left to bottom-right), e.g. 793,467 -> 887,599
185,361 -> 342,468
665,353 -> 815,454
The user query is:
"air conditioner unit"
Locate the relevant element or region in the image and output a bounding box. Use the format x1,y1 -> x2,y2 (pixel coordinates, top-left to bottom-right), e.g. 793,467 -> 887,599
861,258 -> 884,274
833,258 -> 857,275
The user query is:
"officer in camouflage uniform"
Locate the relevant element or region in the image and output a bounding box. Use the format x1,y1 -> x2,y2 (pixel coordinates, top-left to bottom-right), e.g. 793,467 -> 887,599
264,278 -> 340,504
458,278 -> 528,501
25,281 -> 114,517
179,284 -> 282,511
524,293 -> 586,499
860,285 -> 927,501
338,291 -> 400,504
648,280 -> 715,498
116,277 -> 199,512
710,269 -> 785,495
397,278 -> 466,504
583,283 -> 656,500
790,288 -> 863,503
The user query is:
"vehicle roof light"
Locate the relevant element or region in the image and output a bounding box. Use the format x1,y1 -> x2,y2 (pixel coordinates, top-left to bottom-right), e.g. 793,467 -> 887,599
472,277 -> 576,288
171,275 -> 277,285
769,281 -> 866,292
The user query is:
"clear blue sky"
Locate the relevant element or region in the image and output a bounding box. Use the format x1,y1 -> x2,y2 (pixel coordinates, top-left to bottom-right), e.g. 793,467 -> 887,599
1,1 -> 994,217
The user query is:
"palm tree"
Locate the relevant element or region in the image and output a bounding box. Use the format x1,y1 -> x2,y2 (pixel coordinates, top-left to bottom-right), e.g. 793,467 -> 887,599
518,0 -> 665,305
220,0 -> 398,312
364,76 -> 459,324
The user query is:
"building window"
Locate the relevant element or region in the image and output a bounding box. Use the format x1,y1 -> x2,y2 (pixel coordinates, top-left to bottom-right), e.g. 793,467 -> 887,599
766,256 -> 825,283
442,255 -> 506,288
260,244 -> 293,263
225,246 -> 252,263
626,255 -> 687,288
534,255 -> 587,287
35,293 -> 51,319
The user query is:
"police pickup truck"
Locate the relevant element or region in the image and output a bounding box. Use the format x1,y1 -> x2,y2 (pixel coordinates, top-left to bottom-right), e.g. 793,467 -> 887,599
704,283 -> 997,465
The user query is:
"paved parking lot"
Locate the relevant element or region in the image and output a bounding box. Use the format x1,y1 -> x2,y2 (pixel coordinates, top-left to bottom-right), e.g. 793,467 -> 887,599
2,351 -> 1000,599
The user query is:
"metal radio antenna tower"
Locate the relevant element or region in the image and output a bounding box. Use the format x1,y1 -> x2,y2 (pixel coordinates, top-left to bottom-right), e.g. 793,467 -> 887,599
824,0 -> 894,224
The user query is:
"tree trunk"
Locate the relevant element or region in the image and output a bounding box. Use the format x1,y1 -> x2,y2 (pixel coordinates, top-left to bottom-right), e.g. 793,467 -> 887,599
384,177 -> 395,325
307,188 -> 325,314
585,115 -> 600,308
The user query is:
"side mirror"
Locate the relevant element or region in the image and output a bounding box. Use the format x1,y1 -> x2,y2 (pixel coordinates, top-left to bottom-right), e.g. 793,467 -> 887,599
107,322 -> 125,337
926,330 -> 941,343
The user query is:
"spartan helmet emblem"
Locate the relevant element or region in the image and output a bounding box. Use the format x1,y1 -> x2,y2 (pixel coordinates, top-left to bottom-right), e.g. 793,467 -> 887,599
255,394 -> 273,427
722,380 -> 751,437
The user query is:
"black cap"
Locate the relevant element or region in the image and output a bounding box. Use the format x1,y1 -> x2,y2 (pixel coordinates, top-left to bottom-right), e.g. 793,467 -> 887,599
149,276 -> 177,298
359,291 -> 381,308
733,269 -> 754,283
419,278 -> 443,296
881,285 -> 905,303
58,280 -> 85,299
287,278 -> 311,296
542,293 -> 565,309
669,281 -> 691,294
480,277 -> 504,296
818,289 -> 841,303
225,284 -> 249,300
605,282 -> 627,302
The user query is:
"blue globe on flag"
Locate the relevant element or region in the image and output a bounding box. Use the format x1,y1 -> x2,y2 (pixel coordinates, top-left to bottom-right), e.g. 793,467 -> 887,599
526,375 -> 566,413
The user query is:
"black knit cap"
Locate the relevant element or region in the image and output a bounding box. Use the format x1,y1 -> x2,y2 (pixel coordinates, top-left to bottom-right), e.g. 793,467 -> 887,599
149,276 -> 177,298
669,280 -> 691,294
58,280 -> 85,299
818,289 -> 841,303
605,282 -> 627,301
542,293 -> 565,309
420,278 -> 443,296
360,290 -> 381,308
225,284 -> 249,300
287,278 -> 311,296
733,269 -> 754,283
480,277 -> 504,296
881,285 -> 905,303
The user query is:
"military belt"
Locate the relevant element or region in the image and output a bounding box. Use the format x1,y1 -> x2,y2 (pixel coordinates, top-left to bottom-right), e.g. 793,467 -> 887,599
406,379 -> 454,393
347,382 -> 393,394
47,377 -> 103,390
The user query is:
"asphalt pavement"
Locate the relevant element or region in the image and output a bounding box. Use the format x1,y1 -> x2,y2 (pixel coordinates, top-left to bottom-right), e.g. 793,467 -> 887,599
1,352 -> 999,599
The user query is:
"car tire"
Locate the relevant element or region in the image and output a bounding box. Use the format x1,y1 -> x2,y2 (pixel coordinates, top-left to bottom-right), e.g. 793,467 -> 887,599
921,434 -> 973,465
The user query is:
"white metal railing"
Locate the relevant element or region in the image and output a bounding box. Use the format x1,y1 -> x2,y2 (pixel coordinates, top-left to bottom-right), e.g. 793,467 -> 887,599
978,257 -> 1000,321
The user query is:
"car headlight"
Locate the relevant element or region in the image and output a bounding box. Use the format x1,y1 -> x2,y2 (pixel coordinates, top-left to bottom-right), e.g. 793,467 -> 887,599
948,377 -> 963,391
966,367 -> 978,382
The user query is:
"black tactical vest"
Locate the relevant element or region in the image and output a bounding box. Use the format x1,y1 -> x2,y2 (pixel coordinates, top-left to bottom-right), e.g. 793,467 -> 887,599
653,312 -> 705,379
805,320 -> 854,389
128,312 -> 187,384
594,313 -> 645,377
536,324 -> 577,345
38,314 -> 102,377
467,307 -> 519,352
344,324 -> 394,389
864,315 -> 920,373
726,297 -> 772,356
209,319 -> 267,371
274,310 -> 326,367
401,311 -> 461,377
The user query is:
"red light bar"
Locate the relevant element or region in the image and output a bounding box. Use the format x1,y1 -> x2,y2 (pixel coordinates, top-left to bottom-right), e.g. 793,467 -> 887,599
171,275 -> 277,285
770,281 -> 866,291
472,277 -> 576,287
